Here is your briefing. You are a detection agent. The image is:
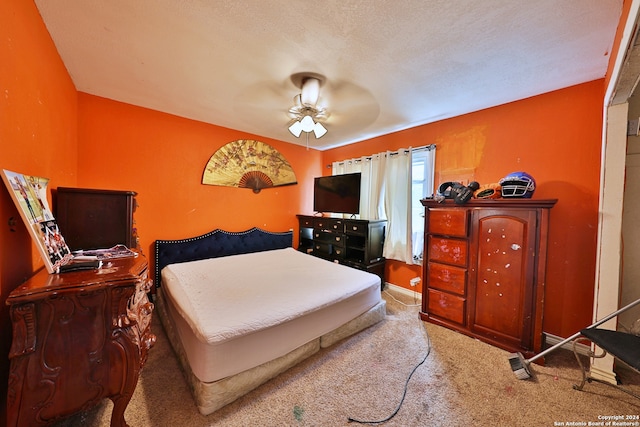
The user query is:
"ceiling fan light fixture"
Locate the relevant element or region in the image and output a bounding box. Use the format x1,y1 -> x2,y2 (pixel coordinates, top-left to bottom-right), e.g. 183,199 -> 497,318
288,120 -> 303,137
313,122 -> 327,138
300,115 -> 316,132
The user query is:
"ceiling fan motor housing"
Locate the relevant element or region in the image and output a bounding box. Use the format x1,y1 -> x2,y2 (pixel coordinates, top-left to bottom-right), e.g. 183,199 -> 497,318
301,78 -> 320,107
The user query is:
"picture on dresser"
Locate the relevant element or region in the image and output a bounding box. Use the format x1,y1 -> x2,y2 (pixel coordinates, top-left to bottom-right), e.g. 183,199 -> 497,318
1,169 -> 72,273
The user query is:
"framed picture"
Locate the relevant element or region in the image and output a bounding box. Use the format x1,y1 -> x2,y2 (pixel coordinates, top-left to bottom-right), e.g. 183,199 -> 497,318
1,169 -> 72,273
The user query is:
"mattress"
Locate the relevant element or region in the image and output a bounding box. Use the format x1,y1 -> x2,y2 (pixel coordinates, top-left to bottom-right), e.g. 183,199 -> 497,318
161,247 -> 381,383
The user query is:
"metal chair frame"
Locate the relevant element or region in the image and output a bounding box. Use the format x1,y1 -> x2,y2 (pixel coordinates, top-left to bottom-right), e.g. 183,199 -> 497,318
571,331 -> 640,400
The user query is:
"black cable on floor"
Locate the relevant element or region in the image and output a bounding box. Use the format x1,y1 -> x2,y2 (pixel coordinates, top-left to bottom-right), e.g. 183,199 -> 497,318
347,332 -> 432,425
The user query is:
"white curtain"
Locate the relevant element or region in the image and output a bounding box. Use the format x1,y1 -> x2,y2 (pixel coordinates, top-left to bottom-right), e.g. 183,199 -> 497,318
333,154 -> 387,220
381,149 -> 413,263
333,145 -> 435,264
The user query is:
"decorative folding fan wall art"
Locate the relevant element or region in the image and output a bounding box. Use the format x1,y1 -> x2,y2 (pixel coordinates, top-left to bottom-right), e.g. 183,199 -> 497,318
202,140 -> 297,193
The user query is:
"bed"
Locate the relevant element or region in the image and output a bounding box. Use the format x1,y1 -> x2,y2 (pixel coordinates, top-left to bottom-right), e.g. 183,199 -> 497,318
154,227 -> 386,415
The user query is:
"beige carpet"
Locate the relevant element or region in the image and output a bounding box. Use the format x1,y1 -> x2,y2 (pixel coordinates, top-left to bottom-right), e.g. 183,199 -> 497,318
54,289 -> 640,426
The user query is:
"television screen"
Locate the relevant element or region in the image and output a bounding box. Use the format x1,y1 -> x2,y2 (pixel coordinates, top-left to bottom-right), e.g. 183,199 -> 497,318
313,173 -> 362,214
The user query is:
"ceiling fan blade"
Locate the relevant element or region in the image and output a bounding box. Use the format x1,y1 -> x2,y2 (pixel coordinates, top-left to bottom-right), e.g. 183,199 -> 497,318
319,79 -> 379,128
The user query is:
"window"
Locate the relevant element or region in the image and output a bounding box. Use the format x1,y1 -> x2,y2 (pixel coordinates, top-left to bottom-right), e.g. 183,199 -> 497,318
410,149 -> 435,264
332,145 -> 435,265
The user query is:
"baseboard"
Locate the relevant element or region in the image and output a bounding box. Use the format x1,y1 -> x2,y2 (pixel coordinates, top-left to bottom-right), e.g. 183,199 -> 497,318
543,333 -> 591,356
385,282 -> 421,299
545,334 -> 617,385
589,364 -> 618,385
385,286 -> 592,359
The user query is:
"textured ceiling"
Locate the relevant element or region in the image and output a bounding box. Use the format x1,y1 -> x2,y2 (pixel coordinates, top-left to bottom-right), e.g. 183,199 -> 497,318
35,0 -> 622,150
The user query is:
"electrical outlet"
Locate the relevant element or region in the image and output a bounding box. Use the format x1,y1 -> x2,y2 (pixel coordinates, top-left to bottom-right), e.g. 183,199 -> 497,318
410,277 -> 421,287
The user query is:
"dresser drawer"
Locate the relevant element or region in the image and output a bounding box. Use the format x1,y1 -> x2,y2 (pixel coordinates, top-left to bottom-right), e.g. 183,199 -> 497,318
314,218 -> 343,232
428,208 -> 468,237
428,236 -> 468,267
314,230 -> 345,247
332,246 -> 345,258
427,262 -> 466,296
345,220 -> 366,235
299,217 -> 314,227
329,233 -> 345,247
314,242 -> 332,256
427,289 -> 466,325
328,220 -> 344,232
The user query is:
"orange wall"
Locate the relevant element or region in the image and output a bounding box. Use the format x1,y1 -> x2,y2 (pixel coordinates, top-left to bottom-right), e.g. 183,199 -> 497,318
323,81 -> 605,338
0,2 -> 628,412
77,82 -> 604,339
76,94 -> 323,260
0,0 -> 79,419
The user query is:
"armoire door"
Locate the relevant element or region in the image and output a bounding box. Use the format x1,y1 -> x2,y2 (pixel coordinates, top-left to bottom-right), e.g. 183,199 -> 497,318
468,208 -> 538,351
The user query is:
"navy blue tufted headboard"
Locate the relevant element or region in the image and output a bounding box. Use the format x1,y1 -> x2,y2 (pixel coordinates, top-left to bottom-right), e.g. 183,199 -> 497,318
154,227 -> 293,288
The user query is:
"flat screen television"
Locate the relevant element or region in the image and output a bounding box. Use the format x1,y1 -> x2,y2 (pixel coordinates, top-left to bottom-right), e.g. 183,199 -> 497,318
313,173 -> 362,214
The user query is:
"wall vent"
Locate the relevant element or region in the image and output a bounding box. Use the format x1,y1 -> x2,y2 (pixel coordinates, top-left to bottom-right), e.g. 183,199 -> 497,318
628,118 -> 640,136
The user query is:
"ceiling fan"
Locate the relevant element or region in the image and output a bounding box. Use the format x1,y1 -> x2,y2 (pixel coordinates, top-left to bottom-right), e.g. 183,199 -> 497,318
287,72 -> 329,139
232,72 -> 379,149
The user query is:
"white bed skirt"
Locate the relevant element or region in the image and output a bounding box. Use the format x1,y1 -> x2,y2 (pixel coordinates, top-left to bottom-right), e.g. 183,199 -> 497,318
155,288 -> 386,415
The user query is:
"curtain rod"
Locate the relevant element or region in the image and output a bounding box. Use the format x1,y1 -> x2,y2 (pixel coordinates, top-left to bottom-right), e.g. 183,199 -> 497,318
327,144 -> 435,168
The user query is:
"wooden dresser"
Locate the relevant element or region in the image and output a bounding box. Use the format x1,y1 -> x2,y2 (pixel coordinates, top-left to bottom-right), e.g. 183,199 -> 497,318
297,215 -> 386,286
6,254 -> 155,427
420,199 -> 556,357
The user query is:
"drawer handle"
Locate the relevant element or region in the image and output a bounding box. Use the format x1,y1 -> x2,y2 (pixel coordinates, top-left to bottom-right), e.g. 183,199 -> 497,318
352,226 -> 358,231
335,237 -> 341,242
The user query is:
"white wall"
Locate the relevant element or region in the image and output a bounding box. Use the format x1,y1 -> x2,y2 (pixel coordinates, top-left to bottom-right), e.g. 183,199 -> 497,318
621,92 -> 640,331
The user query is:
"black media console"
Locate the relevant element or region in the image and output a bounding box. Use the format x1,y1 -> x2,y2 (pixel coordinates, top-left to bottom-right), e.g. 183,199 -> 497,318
296,215 -> 386,288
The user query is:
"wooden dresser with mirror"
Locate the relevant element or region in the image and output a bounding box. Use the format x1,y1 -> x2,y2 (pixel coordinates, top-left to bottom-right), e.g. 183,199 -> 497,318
6,254 -> 155,427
